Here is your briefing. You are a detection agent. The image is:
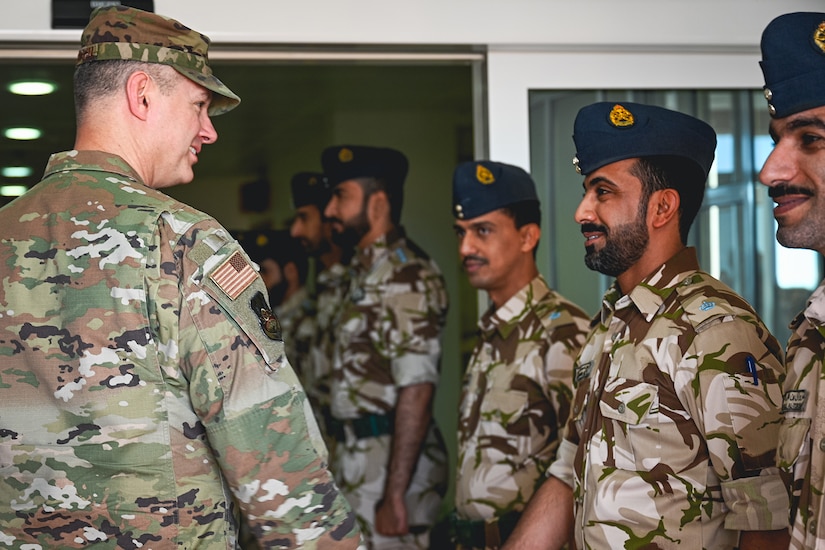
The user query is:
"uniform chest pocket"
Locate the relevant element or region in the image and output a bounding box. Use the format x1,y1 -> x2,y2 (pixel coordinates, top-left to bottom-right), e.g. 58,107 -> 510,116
598,378 -> 660,471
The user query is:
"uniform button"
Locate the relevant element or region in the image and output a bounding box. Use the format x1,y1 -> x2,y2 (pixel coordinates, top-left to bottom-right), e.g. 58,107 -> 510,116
617,404 -> 626,414
819,438 -> 825,452
768,103 -> 776,116
764,88 -> 772,100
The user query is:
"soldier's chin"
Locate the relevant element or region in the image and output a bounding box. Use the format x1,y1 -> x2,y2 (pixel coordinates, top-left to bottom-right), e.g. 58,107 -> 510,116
331,228 -> 361,250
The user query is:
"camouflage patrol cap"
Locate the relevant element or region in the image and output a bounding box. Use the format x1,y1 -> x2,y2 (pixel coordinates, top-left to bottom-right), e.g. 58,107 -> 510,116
572,102 -> 716,182
77,6 -> 240,116
760,12 -> 825,118
291,171 -> 330,210
452,160 -> 538,219
321,145 -> 409,192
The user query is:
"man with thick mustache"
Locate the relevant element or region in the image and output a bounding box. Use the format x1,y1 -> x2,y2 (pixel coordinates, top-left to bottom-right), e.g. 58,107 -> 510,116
321,145 -> 449,549
759,12 -> 825,549
503,102 -> 789,549
449,160 -> 589,549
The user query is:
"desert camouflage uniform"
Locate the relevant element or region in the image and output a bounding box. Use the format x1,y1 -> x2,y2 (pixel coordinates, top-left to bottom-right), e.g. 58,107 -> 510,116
330,227 -> 448,549
0,151 -> 363,549
455,275 -> 588,548
548,247 -> 788,549
778,278 -> 825,549
308,262 -> 350,456
277,285 -> 315,382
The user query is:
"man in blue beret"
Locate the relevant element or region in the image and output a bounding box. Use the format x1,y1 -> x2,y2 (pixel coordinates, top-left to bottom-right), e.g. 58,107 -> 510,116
449,160 -> 589,549
503,102 -> 789,549
321,145 -> 449,549
289,171 -> 348,456
758,12 -> 825,549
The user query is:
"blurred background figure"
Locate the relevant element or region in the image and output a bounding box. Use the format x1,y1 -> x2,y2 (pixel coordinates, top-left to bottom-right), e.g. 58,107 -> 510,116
290,170 -> 350,457
235,229 -> 314,378
322,144 -> 449,549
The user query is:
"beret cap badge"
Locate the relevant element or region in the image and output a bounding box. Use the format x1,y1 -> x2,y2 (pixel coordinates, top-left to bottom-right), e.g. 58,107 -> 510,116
476,164 -> 496,185
338,148 -> 354,163
815,21 -> 825,53
609,104 -> 635,128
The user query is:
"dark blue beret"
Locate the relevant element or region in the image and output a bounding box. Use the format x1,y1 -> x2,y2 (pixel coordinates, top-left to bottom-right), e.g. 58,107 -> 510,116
572,102 -> 716,181
760,12 -> 825,119
290,171 -> 329,210
321,145 -> 409,191
452,160 -> 538,219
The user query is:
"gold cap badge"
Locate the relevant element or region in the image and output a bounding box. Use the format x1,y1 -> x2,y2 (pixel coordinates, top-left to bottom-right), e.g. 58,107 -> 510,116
815,21 -> 825,54
476,164 -> 495,184
338,148 -> 354,163
609,104 -> 635,128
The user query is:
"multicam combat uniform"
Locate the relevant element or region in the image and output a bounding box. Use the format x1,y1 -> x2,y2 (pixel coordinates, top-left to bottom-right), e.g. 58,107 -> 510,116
778,278 -> 825,549
455,276 -> 589,549
330,227 -> 448,549
548,247 -> 788,549
0,151 -> 362,548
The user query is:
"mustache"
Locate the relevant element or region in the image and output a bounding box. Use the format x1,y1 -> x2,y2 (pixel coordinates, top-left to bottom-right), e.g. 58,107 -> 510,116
768,185 -> 814,199
581,223 -> 608,234
462,255 -> 487,267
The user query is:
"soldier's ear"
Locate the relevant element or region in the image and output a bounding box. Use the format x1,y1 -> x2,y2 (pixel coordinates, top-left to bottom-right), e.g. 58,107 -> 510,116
649,188 -> 680,230
125,71 -> 153,121
519,223 -> 541,253
366,190 -> 390,224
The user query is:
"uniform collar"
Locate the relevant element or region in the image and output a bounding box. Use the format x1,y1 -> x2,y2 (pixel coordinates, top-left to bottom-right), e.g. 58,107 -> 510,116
793,277 -> 825,331
354,226 -> 404,271
479,274 -> 550,338
600,247 -> 700,323
43,150 -> 143,185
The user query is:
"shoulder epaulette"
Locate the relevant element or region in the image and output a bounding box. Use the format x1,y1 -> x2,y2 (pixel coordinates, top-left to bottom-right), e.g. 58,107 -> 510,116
675,273 -> 740,333
536,306 -> 575,333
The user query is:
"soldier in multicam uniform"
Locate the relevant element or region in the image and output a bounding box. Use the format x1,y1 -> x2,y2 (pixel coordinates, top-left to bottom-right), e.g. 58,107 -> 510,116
321,145 -> 449,549
758,12 -> 825,550
290,171 -> 349,454
0,6 -> 362,549
449,161 -> 590,549
504,102 -> 790,549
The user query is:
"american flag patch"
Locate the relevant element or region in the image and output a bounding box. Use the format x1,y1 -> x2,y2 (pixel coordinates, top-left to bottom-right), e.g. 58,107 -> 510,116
210,251 -> 257,300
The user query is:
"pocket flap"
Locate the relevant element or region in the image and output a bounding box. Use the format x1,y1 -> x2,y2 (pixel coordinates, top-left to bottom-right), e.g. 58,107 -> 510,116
599,378 -> 658,425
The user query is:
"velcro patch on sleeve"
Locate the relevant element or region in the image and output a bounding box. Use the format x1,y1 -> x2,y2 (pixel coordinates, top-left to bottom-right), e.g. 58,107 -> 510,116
210,251 -> 257,300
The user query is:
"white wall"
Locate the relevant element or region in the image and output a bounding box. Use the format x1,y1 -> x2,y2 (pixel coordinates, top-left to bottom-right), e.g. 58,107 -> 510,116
4,1 -> 823,47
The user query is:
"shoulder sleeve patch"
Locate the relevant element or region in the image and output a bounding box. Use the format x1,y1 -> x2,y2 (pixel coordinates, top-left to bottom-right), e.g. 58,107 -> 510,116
209,251 -> 257,300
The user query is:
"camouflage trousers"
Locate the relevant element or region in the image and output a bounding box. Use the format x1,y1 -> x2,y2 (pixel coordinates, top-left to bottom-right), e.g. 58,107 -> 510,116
333,429 -> 447,549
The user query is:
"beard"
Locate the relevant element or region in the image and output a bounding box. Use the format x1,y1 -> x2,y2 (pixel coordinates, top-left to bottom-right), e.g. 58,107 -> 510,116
583,207 -> 649,277
329,208 -> 371,251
